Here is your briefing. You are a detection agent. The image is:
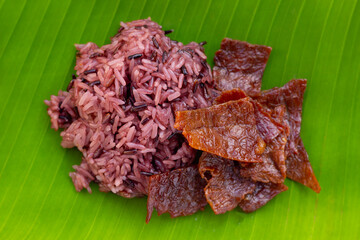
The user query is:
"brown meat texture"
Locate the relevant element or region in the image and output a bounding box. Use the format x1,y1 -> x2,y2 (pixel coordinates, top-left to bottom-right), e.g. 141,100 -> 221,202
214,88 -> 248,104
239,182 -> 288,213
255,79 -> 321,193
199,153 -> 256,214
174,98 -> 266,162
216,89 -> 286,141
240,103 -> 289,183
146,165 -> 207,223
214,89 -> 289,183
286,140 -> 321,192
253,102 -> 287,142
213,38 -> 272,96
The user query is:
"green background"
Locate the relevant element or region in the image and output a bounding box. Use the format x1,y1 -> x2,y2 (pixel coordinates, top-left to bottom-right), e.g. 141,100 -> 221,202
1,0 -> 359,239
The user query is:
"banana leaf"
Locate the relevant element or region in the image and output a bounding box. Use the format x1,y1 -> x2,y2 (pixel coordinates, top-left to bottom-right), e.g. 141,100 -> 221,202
0,0 -> 359,239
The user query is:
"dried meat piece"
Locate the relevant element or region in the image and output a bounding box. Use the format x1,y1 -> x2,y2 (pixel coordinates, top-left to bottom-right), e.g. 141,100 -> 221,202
240,135 -> 287,183
214,89 -> 288,183
216,89 -> 286,142
215,88 -> 248,104
253,102 -> 287,142
286,140 -> 321,192
199,153 -> 256,214
255,79 -> 321,193
174,98 -> 266,162
256,79 -> 306,151
146,165 -> 207,223
240,103 -> 289,183
213,38 -> 272,96
239,182 -> 288,213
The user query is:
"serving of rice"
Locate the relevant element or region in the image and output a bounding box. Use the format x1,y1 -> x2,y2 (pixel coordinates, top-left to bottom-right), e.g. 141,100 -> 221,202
45,18 -> 216,198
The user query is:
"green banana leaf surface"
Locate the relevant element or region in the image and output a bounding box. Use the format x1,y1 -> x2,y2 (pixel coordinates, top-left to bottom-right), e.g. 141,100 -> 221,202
1,0 -> 359,239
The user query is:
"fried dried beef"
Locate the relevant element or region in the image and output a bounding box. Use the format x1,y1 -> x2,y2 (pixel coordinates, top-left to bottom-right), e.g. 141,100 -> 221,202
239,181 -> 288,213
199,152 -> 256,214
213,38 -> 272,96
174,98 -> 266,162
255,79 -> 321,193
146,38 -> 320,222
146,165 -> 207,223
214,89 -> 289,183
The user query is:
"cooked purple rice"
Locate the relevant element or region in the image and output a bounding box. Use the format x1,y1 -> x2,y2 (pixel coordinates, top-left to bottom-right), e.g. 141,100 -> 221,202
89,80 -> 101,87
162,51 -> 168,63
67,80 -> 74,91
152,36 -> 159,49
164,29 -> 173,35
89,52 -> 104,58
131,104 -> 148,112
123,149 -> 138,155
128,53 -> 143,60
84,69 -> 97,75
140,171 -> 155,176
45,18 -> 213,199
181,66 -> 188,75
141,117 -> 150,125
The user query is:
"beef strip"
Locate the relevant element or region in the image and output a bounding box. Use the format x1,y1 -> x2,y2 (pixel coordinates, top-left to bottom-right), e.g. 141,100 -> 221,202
239,181 -> 288,213
213,79 -> 320,192
199,152 -> 287,214
240,102 -> 289,183
215,89 -> 289,183
174,98 -> 266,162
199,152 -> 256,214
213,38 -> 272,96
214,88 -> 248,104
146,165 -> 207,223
255,79 -> 321,193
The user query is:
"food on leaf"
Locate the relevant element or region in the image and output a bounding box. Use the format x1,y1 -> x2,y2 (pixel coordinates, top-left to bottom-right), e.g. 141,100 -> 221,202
213,38 -> 272,96
255,79 -> 321,193
199,153 -> 256,214
174,98 -> 266,162
146,165 -> 207,223
45,18 -> 213,198
214,89 -> 288,183
45,15 -> 320,222
239,181 -> 288,213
